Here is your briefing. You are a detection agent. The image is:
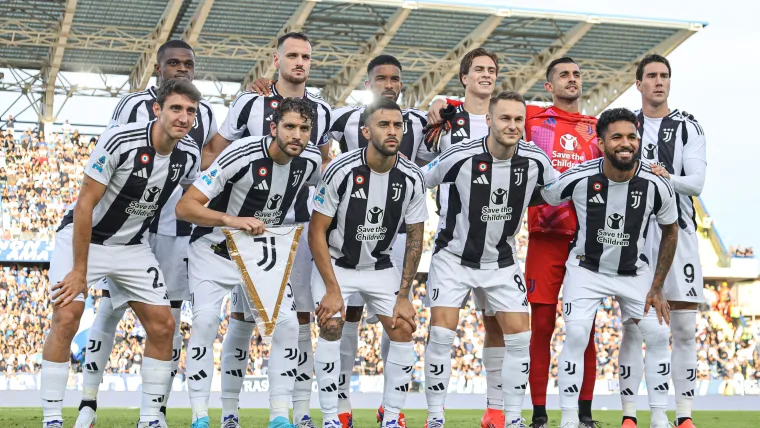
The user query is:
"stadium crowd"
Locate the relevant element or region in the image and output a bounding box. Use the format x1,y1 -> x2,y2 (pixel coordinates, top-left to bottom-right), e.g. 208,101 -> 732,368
0,126 -> 758,391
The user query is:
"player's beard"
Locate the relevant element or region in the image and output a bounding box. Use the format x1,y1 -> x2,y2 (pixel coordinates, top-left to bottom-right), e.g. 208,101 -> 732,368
604,146 -> 637,171
282,69 -> 308,85
371,137 -> 399,157
276,136 -> 305,157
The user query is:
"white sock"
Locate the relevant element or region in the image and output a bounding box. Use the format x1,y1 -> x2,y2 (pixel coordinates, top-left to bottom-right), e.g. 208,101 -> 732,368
672,310 -> 697,420
619,320 -> 644,418
82,296 -> 124,401
559,319 -> 591,427
163,306 -> 183,409
293,323 -> 314,422
187,311 -> 221,421
41,360 -> 69,422
315,336 -> 341,423
139,357 -> 172,422
220,318 -> 254,420
338,321 -> 359,414
381,341 -> 415,425
483,346 -> 505,411
380,329 -> 391,364
424,326 -> 455,419
638,317 -> 672,424
502,332 -> 530,424
268,314 -> 299,421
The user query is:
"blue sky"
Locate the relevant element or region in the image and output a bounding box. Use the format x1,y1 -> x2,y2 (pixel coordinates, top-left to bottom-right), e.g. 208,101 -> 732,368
2,0 -> 756,255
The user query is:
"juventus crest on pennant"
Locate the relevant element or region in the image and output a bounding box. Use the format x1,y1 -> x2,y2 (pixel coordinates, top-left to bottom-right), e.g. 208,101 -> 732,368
222,225 -> 303,344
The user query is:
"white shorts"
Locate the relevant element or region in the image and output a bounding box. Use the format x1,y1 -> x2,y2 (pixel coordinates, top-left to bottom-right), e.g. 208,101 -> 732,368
343,232 -> 407,310
291,223 -> 315,312
427,250 -> 528,315
645,221 -> 704,303
189,239 -> 294,319
49,226 -> 169,309
148,233 -> 190,301
311,259 -> 400,319
562,263 -> 652,323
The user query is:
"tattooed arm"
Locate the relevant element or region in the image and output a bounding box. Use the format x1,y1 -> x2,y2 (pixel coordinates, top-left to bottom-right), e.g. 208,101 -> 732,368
645,221 -> 678,325
398,222 -> 424,299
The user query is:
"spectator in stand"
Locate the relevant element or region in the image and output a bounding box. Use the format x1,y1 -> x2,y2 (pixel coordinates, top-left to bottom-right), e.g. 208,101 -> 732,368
61,120 -> 72,141
6,115 -> 14,134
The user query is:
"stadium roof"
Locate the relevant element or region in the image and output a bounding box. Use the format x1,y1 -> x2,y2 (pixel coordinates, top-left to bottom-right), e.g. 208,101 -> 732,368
0,0 -> 706,123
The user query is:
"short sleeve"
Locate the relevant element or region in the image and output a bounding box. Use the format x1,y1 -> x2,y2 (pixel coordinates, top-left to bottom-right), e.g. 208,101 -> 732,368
540,170 -> 574,206
83,132 -> 121,185
218,93 -> 255,141
191,141 -> 246,201
206,106 -> 219,146
405,174 -> 429,225
316,104 -> 331,147
181,156 -> 201,187
312,170 -> 343,218
655,179 -> 678,225
682,121 -> 706,163
305,157 -> 323,186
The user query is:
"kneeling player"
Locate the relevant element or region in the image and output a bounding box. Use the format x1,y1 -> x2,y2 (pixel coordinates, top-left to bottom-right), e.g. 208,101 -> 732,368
308,98 -> 427,428
41,80 -> 202,428
176,98 -> 322,428
540,108 -> 678,428
422,92 -> 557,428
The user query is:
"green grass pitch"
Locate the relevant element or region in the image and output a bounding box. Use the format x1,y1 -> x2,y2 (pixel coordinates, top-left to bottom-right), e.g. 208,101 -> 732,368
4,408 -> 759,427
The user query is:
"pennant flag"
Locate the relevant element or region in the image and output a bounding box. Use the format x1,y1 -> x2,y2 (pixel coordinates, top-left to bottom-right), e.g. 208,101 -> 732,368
222,225 -> 303,344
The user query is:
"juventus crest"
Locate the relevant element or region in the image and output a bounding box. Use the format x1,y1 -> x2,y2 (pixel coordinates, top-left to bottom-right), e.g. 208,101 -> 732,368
170,163 -> 183,182
291,169 -> 303,187
662,128 -> 674,143
513,167 -> 525,186
630,190 -> 643,209
391,182 -> 403,202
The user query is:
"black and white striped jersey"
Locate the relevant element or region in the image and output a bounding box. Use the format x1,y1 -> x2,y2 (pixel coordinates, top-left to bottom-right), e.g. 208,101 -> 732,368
108,85 -> 218,237
58,121 -> 201,245
190,136 -> 322,245
312,148 -> 428,271
541,158 -> 677,276
218,83 -> 331,147
636,109 -> 706,233
328,105 -> 428,161
425,137 -> 558,269
418,105 -> 489,161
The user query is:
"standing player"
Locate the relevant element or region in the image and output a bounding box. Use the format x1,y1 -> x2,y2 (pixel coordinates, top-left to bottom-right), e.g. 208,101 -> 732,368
328,54 -> 427,427
177,98 -> 322,428
523,57 -> 601,428
308,98 -> 427,428
421,48 -> 509,428
76,40 -> 217,427
200,31 -> 331,428
422,91 -> 557,428
40,80 -> 202,428
541,108 -> 678,428
618,54 -> 706,428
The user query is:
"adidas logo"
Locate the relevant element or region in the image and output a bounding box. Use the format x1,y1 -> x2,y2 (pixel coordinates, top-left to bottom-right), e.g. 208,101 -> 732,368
225,369 -> 244,378
281,369 -> 297,377
265,114 -> 273,121
152,396 -> 164,403
654,382 -> 669,392
515,383 -> 527,390
337,393 -> 348,400
453,128 -> 468,138
321,383 -> 337,392
189,370 -> 207,381
395,384 -> 410,392
589,193 -> 605,204
132,169 -> 148,178
473,175 -> 489,185
682,389 -> 695,397
84,362 -> 98,371
295,374 -> 311,382
254,181 -> 269,191
687,287 -> 697,297
621,388 -> 634,396
563,384 -> 579,393
351,188 -> 367,199
428,382 -> 445,392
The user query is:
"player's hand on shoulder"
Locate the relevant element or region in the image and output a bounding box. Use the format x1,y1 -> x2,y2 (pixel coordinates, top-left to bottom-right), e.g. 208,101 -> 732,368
248,78 -> 273,96
649,163 -> 670,179
222,215 -> 265,235
681,111 -> 697,121
392,298 -> 417,331
316,291 -> 345,326
51,270 -> 88,307
427,99 -> 448,125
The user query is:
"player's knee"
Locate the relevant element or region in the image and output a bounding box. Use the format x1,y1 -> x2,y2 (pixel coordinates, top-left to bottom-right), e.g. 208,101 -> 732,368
145,312 -> 176,343
389,321 -> 414,341
428,325 -> 456,348
345,306 -> 363,322
52,307 -> 83,340
564,319 -> 593,345
319,318 -> 344,341
637,319 -> 670,350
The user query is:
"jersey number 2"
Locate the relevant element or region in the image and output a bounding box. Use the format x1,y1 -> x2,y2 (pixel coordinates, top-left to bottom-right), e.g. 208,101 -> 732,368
147,267 -> 163,289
